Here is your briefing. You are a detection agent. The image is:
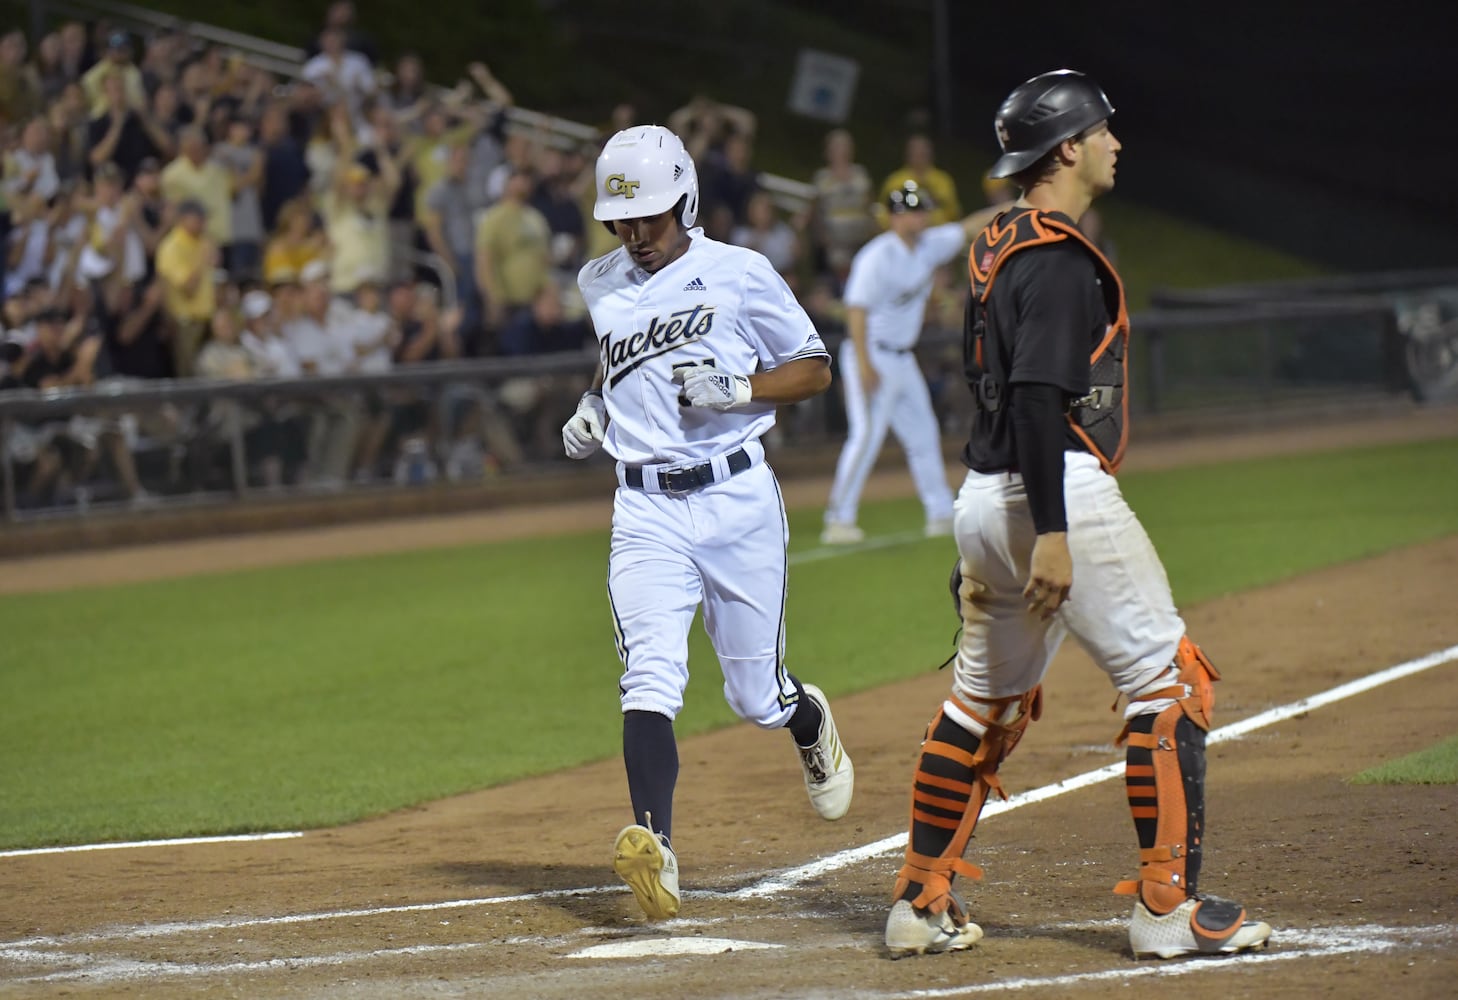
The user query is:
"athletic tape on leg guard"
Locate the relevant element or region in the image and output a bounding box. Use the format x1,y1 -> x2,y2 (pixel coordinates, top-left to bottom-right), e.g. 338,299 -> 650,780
894,688 -> 1042,916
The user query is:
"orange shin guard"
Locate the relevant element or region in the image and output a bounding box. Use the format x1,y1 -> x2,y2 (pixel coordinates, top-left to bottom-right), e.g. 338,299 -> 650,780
894,688 -> 1042,915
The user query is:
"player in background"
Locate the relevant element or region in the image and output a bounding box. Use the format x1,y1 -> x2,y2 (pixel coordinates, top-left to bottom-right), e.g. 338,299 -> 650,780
821,183 -> 1010,545
882,70 -> 1273,961
561,125 -> 854,921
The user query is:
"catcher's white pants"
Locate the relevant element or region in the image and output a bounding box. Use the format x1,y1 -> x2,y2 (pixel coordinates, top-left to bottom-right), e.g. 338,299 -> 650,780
950,452 -> 1185,719
824,341 -> 955,527
607,461 -> 798,728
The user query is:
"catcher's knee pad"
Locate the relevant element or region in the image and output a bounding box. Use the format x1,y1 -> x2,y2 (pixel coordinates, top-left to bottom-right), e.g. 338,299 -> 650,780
894,687 -> 1042,916
1114,638 -> 1220,914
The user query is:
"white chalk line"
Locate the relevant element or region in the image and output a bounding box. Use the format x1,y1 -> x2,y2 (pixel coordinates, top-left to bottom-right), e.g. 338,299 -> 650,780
3,643 -> 1455,986
5,921 -> 1452,987
0,531 -> 923,864
873,923 -> 1457,999
0,831 -> 304,860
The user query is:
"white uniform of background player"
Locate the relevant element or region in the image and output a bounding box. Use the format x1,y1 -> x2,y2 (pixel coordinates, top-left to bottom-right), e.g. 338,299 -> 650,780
822,184 -> 1004,544
560,125 -> 854,922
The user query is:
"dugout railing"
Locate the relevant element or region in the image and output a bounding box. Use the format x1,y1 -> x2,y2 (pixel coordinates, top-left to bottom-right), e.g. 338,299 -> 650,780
0,297 -> 1421,525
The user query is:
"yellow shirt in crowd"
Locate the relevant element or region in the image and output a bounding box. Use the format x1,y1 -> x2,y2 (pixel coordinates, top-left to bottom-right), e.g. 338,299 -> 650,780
160,157 -> 234,244
475,200 -> 551,307
320,189 -> 390,294
155,226 -> 216,322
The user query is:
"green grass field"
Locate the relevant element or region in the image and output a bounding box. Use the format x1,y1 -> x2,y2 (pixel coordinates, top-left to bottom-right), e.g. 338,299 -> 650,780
2,437 -> 1456,849
1351,736 -> 1458,785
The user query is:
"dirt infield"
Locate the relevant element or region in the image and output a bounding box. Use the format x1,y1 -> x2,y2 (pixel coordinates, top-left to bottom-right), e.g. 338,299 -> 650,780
2,408 -> 1456,999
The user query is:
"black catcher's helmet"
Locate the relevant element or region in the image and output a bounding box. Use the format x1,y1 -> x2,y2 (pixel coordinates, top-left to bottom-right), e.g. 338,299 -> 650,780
987,69 -> 1114,179
887,179 -> 932,214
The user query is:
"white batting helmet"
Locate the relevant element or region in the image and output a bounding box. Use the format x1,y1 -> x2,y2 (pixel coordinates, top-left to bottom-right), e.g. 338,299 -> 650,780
593,125 -> 699,228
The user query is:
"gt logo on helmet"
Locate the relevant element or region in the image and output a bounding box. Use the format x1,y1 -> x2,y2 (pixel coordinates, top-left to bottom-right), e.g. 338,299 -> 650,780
605,174 -> 641,198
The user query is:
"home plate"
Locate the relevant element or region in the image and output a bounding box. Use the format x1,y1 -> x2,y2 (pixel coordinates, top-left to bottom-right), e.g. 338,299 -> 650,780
567,937 -> 784,959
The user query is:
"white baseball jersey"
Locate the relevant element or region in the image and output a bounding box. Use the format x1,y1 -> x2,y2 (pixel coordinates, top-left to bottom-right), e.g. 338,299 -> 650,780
824,221 -> 967,530
842,222 -> 967,350
578,229 -> 828,467
580,230 -> 826,729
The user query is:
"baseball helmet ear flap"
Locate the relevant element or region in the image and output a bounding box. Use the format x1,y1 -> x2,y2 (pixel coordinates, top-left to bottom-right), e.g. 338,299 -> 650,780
988,69 -> 1115,179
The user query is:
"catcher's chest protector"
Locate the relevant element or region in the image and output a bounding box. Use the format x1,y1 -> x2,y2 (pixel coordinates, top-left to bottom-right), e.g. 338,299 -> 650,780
967,207 -> 1130,474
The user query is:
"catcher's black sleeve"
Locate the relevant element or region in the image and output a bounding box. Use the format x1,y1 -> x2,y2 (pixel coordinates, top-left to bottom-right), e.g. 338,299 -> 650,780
1009,381 -> 1068,534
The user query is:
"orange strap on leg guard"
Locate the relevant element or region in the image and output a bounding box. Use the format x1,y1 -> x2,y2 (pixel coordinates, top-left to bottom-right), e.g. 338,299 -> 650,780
1113,638 -> 1218,913
893,687 -> 1042,916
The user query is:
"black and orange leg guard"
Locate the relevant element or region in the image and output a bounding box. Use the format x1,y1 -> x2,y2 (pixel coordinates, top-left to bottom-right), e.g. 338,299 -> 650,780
1114,638 -> 1219,913
1119,710 -> 1206,914
893,688 -> 1042,918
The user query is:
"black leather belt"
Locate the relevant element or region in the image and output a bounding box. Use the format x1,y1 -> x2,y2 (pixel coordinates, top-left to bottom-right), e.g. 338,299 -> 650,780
625,447 -> 752,493
873,342 -> 913,354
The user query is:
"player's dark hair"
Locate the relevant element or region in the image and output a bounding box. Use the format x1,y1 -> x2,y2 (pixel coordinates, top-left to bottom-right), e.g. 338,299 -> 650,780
600,195 -> 691,237
1008,122 -> 1102,193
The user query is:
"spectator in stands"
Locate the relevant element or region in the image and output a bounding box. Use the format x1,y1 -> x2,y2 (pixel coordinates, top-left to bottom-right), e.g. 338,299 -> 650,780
667,94 -> 756,162
240,288 -> 297,376
160,126 -> 232,248
148,81 -> 191,143
385,52 -> 428,116
355,100 -> 417,283
56,22 -> 89,86
344,274 -> 398,480
422,142 -> 486,352
87,72 -> 170,184
530,145 -> 586,281
321,119 -> 400,298
195,304 -> 253,379
257,101 -> 309,232
286,261 -> 360,486
4,116 -> 59,204
100,271 -> 170,379
81,30 -> 146,118
408,101 -> 482,222
808,128 -> 874,287
699,129 -> 759,228
302,27 -> 374,126
47,82 -> 90,181
154,199 -> 217,377
262,196 -> 326,287
83,162 -> 147,286
33,32 -> 69,104
474,165 -> 551,355
214,115 -> 265,283
484,129 -> 537,206
129,156 -> 166,269
879,133 -> 961,226
731,189 -> 800,288
0,30 -> 43,125
307,1 -> 378,66
17,303 -> 150,505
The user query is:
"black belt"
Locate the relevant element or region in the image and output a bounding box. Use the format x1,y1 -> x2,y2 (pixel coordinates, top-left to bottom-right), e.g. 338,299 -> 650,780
625,447 -> 752,493
873,342 -> 914,354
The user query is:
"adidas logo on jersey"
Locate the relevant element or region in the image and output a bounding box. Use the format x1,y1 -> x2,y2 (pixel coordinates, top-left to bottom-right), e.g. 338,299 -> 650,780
683,277 -> 706,291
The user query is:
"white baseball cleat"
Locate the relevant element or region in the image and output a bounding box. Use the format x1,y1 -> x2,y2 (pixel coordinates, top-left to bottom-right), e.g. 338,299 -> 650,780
796,683 -> 854,820
885,899 -> 984,958
1129,895 -> 1272,959
612,824 -> 680,920
924,517 -> 954,538
819,521 -> 865,545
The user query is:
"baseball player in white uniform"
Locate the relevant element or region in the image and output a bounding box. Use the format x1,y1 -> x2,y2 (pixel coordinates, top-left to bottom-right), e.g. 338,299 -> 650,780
821,183 -> 1008,545
560,125 -> 855,921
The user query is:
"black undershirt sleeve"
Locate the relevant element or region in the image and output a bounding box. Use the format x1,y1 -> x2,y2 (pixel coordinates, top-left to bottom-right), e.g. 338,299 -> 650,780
1009,382 -> 1068,534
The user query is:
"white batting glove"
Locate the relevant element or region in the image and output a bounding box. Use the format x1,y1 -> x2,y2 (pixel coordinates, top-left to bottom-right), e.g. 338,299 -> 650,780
672,364 -> 754,411
562,391 -> 606,459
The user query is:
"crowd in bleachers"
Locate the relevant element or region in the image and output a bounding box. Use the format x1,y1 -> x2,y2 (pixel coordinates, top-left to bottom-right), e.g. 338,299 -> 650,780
0,1 -> 985,508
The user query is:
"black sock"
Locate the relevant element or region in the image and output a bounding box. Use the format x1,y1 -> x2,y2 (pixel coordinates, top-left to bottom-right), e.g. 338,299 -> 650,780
786,675 -> 824,749
623,710 -> 678,843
